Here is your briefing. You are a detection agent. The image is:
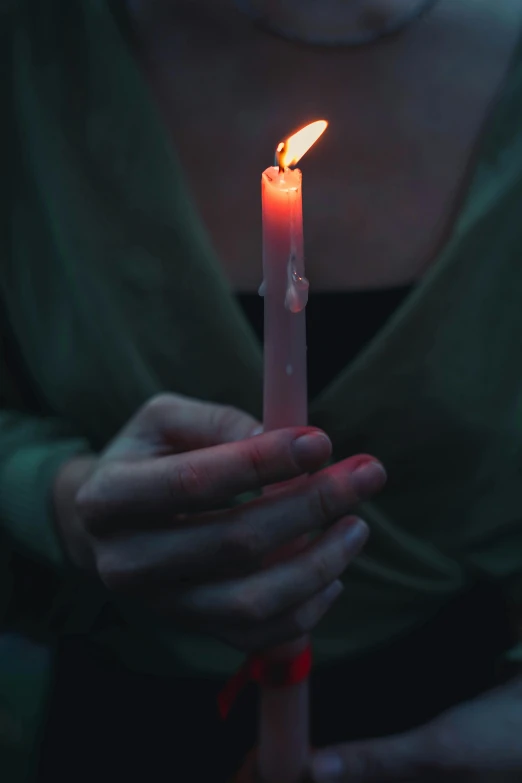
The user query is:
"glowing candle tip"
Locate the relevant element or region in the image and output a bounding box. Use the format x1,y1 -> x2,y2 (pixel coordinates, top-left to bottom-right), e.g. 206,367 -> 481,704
276,119 -> 328,171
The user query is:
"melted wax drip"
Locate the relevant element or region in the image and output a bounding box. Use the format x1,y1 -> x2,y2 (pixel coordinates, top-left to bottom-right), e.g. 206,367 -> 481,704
284,256 -> 309,313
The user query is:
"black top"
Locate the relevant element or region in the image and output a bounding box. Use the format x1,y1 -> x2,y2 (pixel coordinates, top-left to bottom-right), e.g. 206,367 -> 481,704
237,285 -> 414,398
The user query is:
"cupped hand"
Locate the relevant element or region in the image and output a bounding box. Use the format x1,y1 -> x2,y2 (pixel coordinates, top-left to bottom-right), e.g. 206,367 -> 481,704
67,393 -> 386,652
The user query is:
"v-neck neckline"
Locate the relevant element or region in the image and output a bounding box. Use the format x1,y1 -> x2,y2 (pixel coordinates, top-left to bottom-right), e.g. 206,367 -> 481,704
116,12 -> 522,423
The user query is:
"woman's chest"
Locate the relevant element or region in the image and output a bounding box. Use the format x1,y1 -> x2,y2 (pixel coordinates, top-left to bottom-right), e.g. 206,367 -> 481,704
130,0 -> 521,291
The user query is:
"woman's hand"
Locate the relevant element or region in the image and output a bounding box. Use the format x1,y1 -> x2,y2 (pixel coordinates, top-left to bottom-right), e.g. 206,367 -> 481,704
55,393 -> 386,652
309,674 -> 522,782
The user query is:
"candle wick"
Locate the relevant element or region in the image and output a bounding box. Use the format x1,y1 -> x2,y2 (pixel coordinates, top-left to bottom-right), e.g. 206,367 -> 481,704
275,140 -> 287,174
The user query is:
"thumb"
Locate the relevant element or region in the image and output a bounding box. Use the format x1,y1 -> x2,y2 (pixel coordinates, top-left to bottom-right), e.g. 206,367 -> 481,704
309,727 -> 430,783
133,393 -> 261,453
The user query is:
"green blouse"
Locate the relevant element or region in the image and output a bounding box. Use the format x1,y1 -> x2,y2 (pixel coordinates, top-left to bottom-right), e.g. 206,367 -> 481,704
2,2 -> 522,779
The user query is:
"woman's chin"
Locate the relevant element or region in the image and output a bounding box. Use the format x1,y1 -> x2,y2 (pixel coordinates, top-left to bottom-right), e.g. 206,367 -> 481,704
234,0 -> 425,46
257,19 -> 383,47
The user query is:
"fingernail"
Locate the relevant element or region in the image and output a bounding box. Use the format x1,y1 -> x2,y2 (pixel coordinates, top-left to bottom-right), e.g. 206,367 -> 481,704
351,460 -> 387,499
344,517 -> 369,547
311,753 -> 344,781
322,579 -> 344,603
250,426 -> 264,437
292,432 -> 332,469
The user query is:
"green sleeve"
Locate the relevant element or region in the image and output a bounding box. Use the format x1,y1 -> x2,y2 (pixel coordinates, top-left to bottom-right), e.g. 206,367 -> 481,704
0,375 -> 111,645
0,335 -> 102,643
0,409 -> 90,570
0,398 -> 106,644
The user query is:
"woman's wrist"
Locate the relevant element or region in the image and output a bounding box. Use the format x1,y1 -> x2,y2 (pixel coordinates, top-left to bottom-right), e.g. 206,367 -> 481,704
53,455 -> 98,573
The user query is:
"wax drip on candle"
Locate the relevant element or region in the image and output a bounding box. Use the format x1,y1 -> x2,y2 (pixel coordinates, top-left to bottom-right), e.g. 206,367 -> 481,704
284,255 -> 309,313
285,186 -> 309,313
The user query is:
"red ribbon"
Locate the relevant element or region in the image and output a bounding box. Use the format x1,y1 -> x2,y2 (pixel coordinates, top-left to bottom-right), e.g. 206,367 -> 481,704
218,645 -> 313,719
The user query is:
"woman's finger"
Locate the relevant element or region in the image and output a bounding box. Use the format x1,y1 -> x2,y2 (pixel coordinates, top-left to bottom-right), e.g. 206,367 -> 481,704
131,393 -> 262,451
213,579 -> 345,652
95,459 -> 384,589
164,516 -> 368,622
204,458 -> 384,573
78,427 -> 334,530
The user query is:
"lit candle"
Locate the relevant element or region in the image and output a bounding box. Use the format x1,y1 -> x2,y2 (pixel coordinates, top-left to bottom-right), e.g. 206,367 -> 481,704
257,120 -> 328,783
261,120 -> 327,430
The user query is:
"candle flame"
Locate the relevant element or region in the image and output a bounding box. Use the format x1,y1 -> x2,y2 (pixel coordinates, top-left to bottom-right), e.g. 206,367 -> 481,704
276,120 -> 328,170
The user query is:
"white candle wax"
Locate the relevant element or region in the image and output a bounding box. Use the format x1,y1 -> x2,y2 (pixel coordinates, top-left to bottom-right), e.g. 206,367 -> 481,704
261,165 -> 309,431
